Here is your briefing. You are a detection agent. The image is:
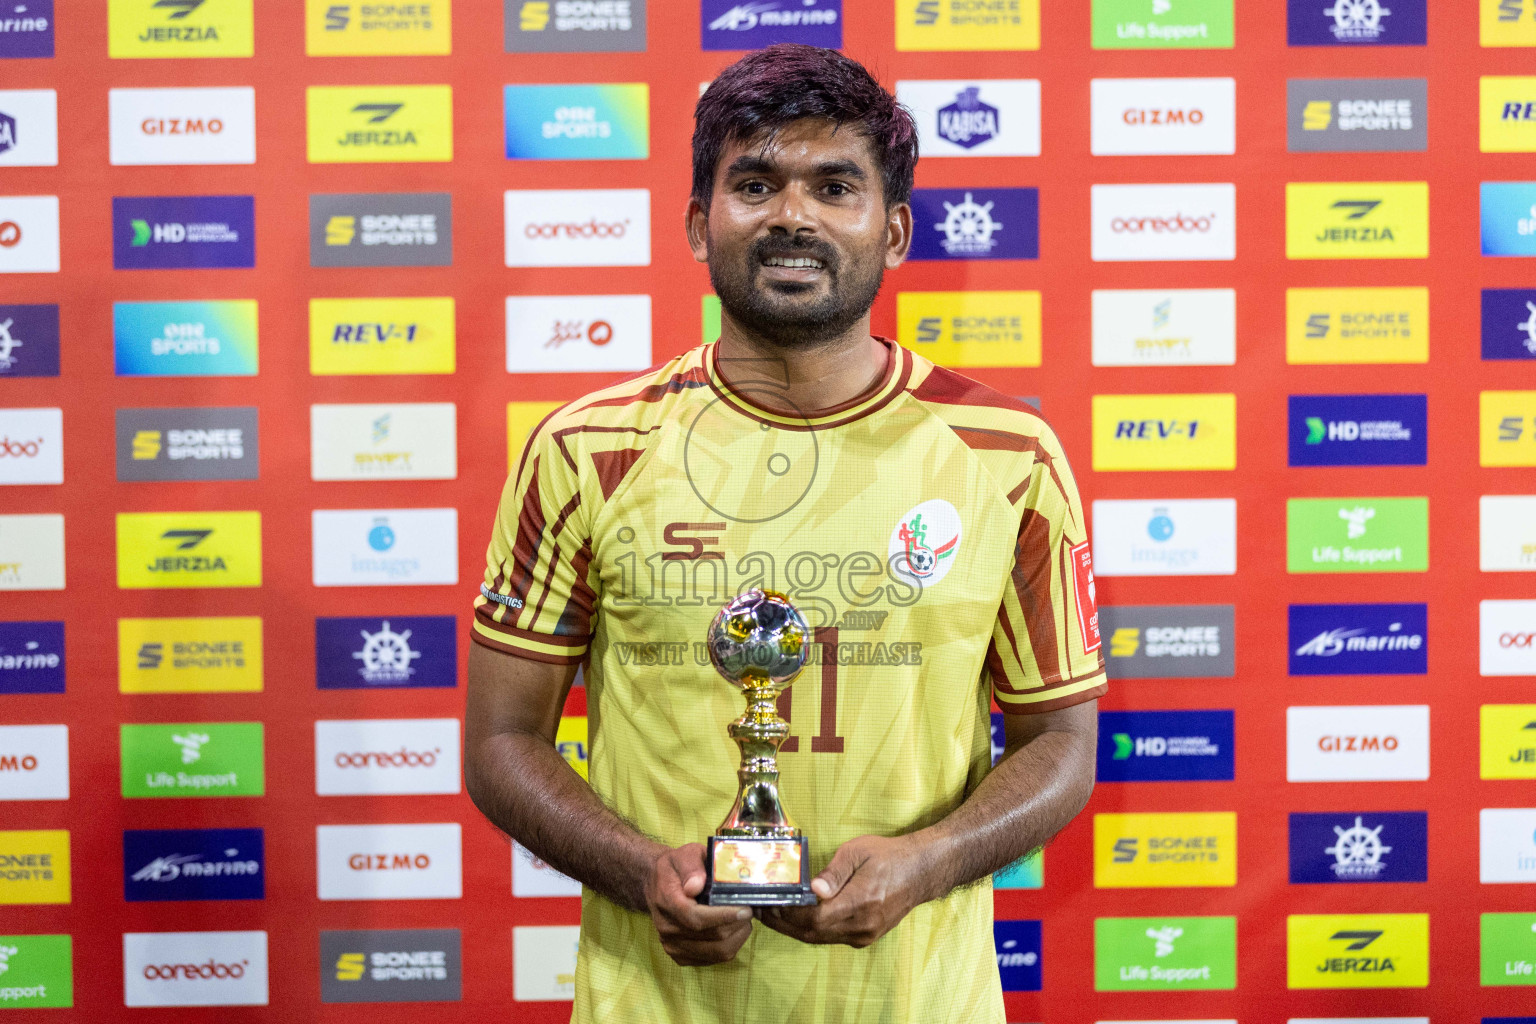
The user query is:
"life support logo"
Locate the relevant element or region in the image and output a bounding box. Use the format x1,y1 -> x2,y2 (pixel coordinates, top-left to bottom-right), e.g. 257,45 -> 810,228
889,500 -> 961,587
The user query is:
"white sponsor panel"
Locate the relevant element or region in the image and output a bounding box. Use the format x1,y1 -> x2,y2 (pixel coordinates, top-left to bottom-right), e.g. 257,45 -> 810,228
512,925 -> 579,1001
0,407 -> 61,484
894,79 -> 1041,157
317,823 -> 463,901
504,189 -> 651,268
506,295 -> 653,373
1482,496 -> 1536,572
0,514 -> 65,591
123,930 -> 269,1007
0,196 -> 60,273
309,403 -> 457,481
311,508 -> 458,587
513,842 -> 583,898
315,718 -> 461,796
1481,599 -> 1536,676
1090,78 -> 1236,156
1286,705 -> 1430,782
1480,808 -> 1536,884
1092,499 -> 1236,577
0,724 -> 67,800
1091,289 -> 1236,366
1090,183 -> 1236,262
108,87 -> 257,166
1288,1019 -> 1429,1024
0,89 -> 59,166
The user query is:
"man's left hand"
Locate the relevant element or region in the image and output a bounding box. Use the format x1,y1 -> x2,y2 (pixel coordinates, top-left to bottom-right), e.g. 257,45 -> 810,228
757,833 -> 942,948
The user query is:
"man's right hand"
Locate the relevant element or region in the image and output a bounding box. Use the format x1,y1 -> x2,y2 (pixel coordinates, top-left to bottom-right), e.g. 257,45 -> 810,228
645,843 -> 754,967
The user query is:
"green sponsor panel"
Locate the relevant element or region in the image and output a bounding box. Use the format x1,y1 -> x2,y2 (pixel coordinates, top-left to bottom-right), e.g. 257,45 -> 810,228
1092,0 -> 1234,49
703,294 -> 721,345
0,935 -> 73,1008
1286,497 -> 1429,573
1482,913 -> 1536,986
1095,916 -> 1237,991
120,722 -> 265,798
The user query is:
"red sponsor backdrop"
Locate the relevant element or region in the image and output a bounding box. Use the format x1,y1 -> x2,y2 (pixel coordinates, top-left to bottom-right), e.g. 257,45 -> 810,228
1,1 -> 1531,1020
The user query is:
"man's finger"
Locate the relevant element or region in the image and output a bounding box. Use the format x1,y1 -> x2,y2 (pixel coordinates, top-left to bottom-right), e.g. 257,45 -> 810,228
810,844 -> 862,901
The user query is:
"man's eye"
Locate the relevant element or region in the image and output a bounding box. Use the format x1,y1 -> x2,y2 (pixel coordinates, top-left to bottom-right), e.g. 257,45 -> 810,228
825,182 -> 849,196
742,181 -> 769,194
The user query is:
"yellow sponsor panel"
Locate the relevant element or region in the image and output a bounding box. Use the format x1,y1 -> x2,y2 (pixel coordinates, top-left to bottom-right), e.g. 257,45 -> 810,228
306,85 -> 453,163
895,0 -> 1040,50
1287,913 -> 1429,989
1483,0 -> 1536,46
557,716 -> 588,781
116,512 -> 262,590
309,298 -> 456,375
1285,182 -> 1429,260
1285,287 -> 1429,364
1092,394 -> 1236,471
1093,813 -> 1236,888
118,617 -> 264,694
1481,391 -> 1536,467
108,0 -> 254,58
1481,77 -> 1536,152
896,291 -> 1042,368
0,830 -> 70,904
508,402 -> 563,472
1481,704 -> 1536,779
305,0 -> 452,55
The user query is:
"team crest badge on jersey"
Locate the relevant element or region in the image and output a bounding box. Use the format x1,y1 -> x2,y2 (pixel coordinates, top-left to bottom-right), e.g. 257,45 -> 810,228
890,500 -> 963,586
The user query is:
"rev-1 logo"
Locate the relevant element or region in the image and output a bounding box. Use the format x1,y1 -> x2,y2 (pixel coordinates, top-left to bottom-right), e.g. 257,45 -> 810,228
1115,420 -> 1202,439
331,323 -> 419,344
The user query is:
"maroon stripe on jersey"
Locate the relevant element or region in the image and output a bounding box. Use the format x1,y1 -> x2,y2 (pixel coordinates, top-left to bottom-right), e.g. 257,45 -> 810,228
550,491 -> 582,542
530,543 -> 562,627
506,456 -> 548,623
1014,510 -> 1063,686
998,678 -> 1108,714
552,424 -> 660,472
469,627 -> 585,665
557,540 -> 597,639
910,362 -> 1039,414
513,406 -> 566,484
589,447 -> 647,501
575,366 -> 711,412
473,605 -> 587,648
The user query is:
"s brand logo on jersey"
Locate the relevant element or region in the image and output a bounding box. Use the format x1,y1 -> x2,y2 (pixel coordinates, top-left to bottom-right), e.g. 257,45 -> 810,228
889,500 -> 962,587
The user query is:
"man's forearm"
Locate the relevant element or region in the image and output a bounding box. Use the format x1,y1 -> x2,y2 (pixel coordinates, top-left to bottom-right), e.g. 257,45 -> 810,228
467,730 -> 665,912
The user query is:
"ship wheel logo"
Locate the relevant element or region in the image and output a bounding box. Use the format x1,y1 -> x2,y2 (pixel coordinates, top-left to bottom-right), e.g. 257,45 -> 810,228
353,620 -> 421,683
935,192 -> 1002,255
1325,816 -> 1391,879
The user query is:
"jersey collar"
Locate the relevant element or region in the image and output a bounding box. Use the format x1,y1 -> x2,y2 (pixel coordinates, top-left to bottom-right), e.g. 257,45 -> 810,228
705,338 -> 912,431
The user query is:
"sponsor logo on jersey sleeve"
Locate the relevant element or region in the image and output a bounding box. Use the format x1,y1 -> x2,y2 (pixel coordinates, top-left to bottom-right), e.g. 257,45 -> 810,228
1482,391 -> 1536,466
1287,394 -> 1425,466
895,80 -> 1040,157
909,188 -> 1038,261
1288,78 -> 1427,152
113,300 -> 258,377
1481,704 -> 1536,778
1289,603 -> 1426,675
1482,913 -> 1536,985
505,0 -> 647,53
1286,705 -> 1429,781
315,719 -> 460,796
1481,182 -> 1536,255
112,195 -> 254,269
306,85 -> 453,163
311,403 -> 456,480
306,0 -> 451,55
1097,710 -> 1235,782
120,722 -> 264,798
309,297 -> 455,375
1092,499 -> 1236,577
1094,812 -> 1236,887
1286,497 -> 1428,573
504,188 -> 650,267
117,617 -> 262,693
994,919 -> 1042,991
122,930 -> 267,1007
1484,0 -> 1536,45
1091,184 -> 1236,261
0,0 -> 53,58
1286,287 -> 1428,364
1288,0 -> 1425,45
1480,601 -> 1536,676
0,933 -> 71,1008
1090,78 -> 1235,155
320,928 -> 461,1003
1100,605 -> 1233,678
0,89 -> 56,165
0,830 -> 68,903
0,515 -> 64,591
1286,913 -> 1429,988
512,925 -> 578,1000
1092,393 -> 1235,471
123,828 -> 263,901
0,620 -> 63,693
1286,182 -> 1429,259
311,509 -> 458,587
897,0 -> 1038,51
1288,811 -> 1428,883
1092,289 -> 1235,366
702,0 -> 840,50
115,407 -> 258,482
0,407 -> 61,485
506,295 -> 652,373
316,616 -> 457,689
503,84 -> 648,160
0,304 -> 60,378
1094,916 -> 1236,990
1092,0 -> 1233,48
0,725 -> 66,800
115,511 -> 262,589
317,823 -> 462,900
108,87 -> 254,165
895,291 -> 1041,367
0,195 -> 58,272
1482,496 -> 1536,570
108,0 -> 254,58
310,193 -> 452,268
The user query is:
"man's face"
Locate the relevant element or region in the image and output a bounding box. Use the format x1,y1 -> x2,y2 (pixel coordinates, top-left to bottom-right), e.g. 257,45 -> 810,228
688,119 -> 911,348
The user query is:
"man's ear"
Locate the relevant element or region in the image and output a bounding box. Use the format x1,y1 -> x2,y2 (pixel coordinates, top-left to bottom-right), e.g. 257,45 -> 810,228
885,202 -> 913,269
686,197 -> 710,264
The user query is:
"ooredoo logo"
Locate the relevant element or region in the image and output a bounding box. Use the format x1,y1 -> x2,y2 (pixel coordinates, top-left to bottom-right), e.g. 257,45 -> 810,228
123,931 -> 268,1007
1111,212 -> 1218,233
1286,705 -> 1429,781
504,189 -> 650,267
1091,184 -> 1236,261
315,719 -> 460,796
316,824 -> 462,900
0,408 -> 61,485
1482,600 -> 1536,675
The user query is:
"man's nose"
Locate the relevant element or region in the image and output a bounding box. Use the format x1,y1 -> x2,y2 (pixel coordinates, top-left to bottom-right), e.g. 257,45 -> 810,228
763,184 -> 818,235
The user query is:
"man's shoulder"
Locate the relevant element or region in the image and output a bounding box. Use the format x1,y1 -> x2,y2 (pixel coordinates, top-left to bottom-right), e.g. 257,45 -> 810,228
539,345 -> 714,436
901,348 -> 1059,449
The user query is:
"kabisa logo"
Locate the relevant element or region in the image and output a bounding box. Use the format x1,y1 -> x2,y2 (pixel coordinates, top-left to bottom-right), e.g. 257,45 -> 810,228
1286,913 -> 1430,988
317,823 -> 463,900
894,80 -> 1040,157
701,0 -> 841,51
0,305 -> 58,377
119,722 -> 265,798
1288,393 -> 1427,466
116,511 -> 262,589
1100,605 -> 1234,679
1479,704 -> 1536,780
1286,497 -> 1429,573
1092,499 -> 1237,577
1482,391 -> 1536,467
1480,808 -> 1536,883
315,719 -> 461,796
0,621 -> 63,694
1098,710 -> 1235,782
1482,182 -> 1536,256
115,407 -> 258,482
1093,812 -> 1237,888
112,196 -> 254,270
317,616 -> 456,689
505,1 -> 647,53
1289,603 -> 1427,676
0,1 -> 53,58
1285,704 -> 1430,782
1288,811 -> 1428,883
0,88 -> 58,166
122,930 -> 268,1008
108,0 -> 255,58
937,87 -> 998,149
305,0 -> 451,56
1482,289 -> 1536,360
1286,182 -> 1430,259
0,934 -> 71,1008
504,188 -> 651,268
1287,78 -> 1428,152
306,86 -> 453,164
1094,915 -> 1237,991
113,300 -> 259,378
124,828 -> 263,902
321,929 -> 462,1003
993,920 -> 1041,992
1287,0 -> 1425,45
310,193 -> 452,268
908,188 -> 1038,261
503,84 -> 649,161
1090,0 -> 1234,50
888,500 -> 962,587
1286,286 -> 1428,364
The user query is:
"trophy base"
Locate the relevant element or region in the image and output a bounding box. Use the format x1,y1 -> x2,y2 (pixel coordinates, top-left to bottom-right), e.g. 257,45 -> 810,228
700,836 -> 817,906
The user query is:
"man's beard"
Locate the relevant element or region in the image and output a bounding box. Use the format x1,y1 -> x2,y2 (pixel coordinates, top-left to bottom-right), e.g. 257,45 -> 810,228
708,233 -> 885,349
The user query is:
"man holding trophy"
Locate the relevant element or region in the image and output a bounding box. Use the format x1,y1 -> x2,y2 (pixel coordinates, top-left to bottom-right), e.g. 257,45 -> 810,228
466,44 -> 1106,1024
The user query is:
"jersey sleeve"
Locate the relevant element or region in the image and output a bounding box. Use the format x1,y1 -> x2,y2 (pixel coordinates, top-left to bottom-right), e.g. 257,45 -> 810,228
986,425 -> 1108,713
472,414 -> 599,665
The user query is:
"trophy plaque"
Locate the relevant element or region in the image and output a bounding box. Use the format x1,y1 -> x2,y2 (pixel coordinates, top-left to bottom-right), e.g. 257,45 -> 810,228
699,588 -> 818,907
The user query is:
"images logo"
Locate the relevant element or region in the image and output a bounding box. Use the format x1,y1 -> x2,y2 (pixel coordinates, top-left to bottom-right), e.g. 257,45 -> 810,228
1092,499 -> 1237,577
503,84 -> 648,160
1286,182 -> 1429,259
1099,605 -> 1234,679
115,511 -> 262,589
505,294 -> 653,373
1481,496 -> 1536,571
894,80 -> 1040,157
1481,808 -> 1536,883
504,188 -> 651,267
0,621 -> 62,694
0,514 -> 64,591
1484,0 -> 1536,45
108,86 -> 255,165
895,291 -> 1042,368
1286,497 -> 1428,573
504,0 -> 646,52
115,407 -> 258,482
120,722 -> 264,798
0,195 -> 59,273
306,0 -> 451,55
909,188 -> 1038,261
108,0 -> 254,58
0,934 -> 71,1008
1288,811 -> 1428,883
306,85 -> 453,163
1481,181 -> 1536,255
1286,914 -> 1429,988
0,407 -> 60,485
1094,916 -> 1236,991
315,719 -> 461,796
0,304 -> 59,378
1091,393 -> 1235,472
1482,77 -> 1536,152
701,0 -> 840,50
308,297 -> 455,375
311,403 -> 457,481
122,930 -> 267,1008
1090,78 -> 1236,155
1091,183 -> 1236,262
0,830 -> 68,904
1482,913 -> 1536,986
320,928 -> 462,1003
311,509 -> 458,587
1288,78 -> 1427,152
1093,812 -> 1236,888
1091,288 -> 1235,366
0,89 -> 57,165
1098,710 -> 1234,782
124,828 -> 263,902
112,195 -> 254,269
1480,704 -> 1536,779
316,616 -> 456,689
0,724 -> 66,801
310,193 -> 451,268
1288,394 -> 1426,466
1289,603 -> 1427,676
117,617 -> 262,694
1481,601 -> 1536,676
1288,0 -> 1425,45
1286,705 -> 1430,781
1286,286 -> 1428,363
994,920 -> 1042,992
897,0 -> 1039,51
1091,0 -> 1233,49
113,300 -> 258,377
1482,391 -> 1536,466
317,823 -> 463,901
1482,289 -> 1536,360
0,0 -> 53,58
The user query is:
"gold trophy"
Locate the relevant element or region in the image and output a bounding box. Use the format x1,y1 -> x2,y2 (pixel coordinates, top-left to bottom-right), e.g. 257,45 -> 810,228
699,588 -> 817,906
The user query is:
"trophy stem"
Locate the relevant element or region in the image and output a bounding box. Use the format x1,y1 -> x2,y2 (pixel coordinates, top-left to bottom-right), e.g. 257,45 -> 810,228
716,682 -> 799,839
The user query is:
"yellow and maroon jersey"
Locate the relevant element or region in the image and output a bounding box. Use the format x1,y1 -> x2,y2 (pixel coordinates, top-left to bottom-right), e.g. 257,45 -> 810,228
474,339 -> 1106,1024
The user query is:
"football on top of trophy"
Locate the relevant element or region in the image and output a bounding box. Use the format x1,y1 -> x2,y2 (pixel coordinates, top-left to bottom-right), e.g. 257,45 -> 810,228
706,589 -> 810,689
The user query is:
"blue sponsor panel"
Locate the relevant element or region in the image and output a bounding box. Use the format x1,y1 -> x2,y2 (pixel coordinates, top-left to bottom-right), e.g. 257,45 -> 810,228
502,84 -> 649,161
0,620 -> 64,694
909,188 -> 1038,261
1481,182 -> 1536,257
0,0 -> 53,58
1288,811 -> 1428,883
1287,394 -> 1427,466
0,304 -> 59,378
113,300 -> 258,377
1288,603 -> 1427,676
1287,0 -> 1425,45
1097,710 -> 1235,782
701,0 -> 841,50
111,195 -> 256,270
123,828 -> 265,901
316,615 -> 457,689
1483,289 -> 1536,361
993,919 -> 1042,992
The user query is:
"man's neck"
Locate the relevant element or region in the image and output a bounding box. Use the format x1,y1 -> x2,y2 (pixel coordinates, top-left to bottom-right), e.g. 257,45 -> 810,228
714,314 -> 887,418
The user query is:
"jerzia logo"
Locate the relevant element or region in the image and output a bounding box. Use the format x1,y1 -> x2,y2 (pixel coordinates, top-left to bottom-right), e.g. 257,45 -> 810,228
306,86 -> 453,164
1286,913 -> 1429,988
